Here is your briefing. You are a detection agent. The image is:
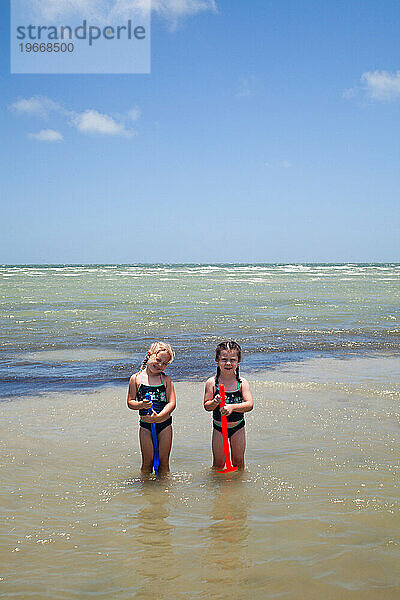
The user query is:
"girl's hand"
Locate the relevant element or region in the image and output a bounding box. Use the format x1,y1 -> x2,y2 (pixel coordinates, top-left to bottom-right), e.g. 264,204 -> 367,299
213,394 -> 221,406
220,403 -> 234,416
146,410 -> 159,422
141,398 -> 153,411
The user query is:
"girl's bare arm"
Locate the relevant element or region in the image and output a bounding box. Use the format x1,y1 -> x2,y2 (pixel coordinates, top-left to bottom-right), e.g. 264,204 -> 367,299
127,374 -> 151,411
204,378 -> 220,411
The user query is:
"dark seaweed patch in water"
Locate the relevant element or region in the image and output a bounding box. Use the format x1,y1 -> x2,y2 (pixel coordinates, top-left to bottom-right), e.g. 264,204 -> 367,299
0,343 -> 398,398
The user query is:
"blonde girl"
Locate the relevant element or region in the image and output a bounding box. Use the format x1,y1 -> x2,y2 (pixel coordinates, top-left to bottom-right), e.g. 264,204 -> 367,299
127,342 -> 176,474
204,341 -> 253,470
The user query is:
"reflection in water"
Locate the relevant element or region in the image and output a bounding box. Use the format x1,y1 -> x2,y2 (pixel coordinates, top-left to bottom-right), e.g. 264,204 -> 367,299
128,482 -> 180,600
201,475 -> 251,599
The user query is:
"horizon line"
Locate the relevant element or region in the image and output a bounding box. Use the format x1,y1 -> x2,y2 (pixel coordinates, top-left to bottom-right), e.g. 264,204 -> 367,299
1,262 -> 399,267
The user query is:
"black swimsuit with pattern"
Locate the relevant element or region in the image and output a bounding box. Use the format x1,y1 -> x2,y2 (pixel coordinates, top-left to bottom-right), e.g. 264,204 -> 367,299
136,372 -> 172,435
213,380 -> 245,438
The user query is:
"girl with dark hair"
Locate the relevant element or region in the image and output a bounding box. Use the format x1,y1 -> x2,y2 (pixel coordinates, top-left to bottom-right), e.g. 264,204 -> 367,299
203,341 -> 253,470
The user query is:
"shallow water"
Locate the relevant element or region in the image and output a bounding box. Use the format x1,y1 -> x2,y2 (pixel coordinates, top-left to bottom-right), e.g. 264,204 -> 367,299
1,355 -> 399,599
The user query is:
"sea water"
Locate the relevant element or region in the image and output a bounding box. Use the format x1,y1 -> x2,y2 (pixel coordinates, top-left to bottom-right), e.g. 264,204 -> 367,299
0,264 -> 399,599
0,263 -> 398,396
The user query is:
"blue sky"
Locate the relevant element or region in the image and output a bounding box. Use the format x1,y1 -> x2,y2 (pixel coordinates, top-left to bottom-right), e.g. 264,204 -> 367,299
1,0 -> 399,264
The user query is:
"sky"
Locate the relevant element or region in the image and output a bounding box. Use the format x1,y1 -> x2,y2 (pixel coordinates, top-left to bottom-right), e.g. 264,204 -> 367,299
1,0 -> 399,264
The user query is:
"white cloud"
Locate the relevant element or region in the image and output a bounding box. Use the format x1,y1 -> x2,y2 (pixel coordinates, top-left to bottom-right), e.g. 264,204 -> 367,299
9,96 -> 62,119
108,0 -> 152,19
344,70 -> 400,102
150,0 -> 217,29
11,96 -> 140,140
27,0 -> 216,24
72,109 -> 133,136
126,107 -> 141,121
342,87 -> 358,100
28,129 -> 63,142
150,0 -> 217,19
29,0 -> 102,21
361,70 -> 400,100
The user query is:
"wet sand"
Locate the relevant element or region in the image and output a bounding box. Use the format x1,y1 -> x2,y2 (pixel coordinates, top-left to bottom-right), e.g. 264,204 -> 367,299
1,354 -> 399,599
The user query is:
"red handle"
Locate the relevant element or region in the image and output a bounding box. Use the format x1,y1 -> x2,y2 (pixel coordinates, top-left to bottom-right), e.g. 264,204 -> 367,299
219,383 -> 226,407
218,384 -> 236,471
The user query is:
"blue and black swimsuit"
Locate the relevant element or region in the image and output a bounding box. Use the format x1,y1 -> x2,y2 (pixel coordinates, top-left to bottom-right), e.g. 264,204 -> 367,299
136,372 -> 172,435
213,380 -> 245,438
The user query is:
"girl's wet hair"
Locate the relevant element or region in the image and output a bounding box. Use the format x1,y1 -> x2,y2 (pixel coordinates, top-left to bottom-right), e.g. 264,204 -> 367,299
140,341 -> 175,371
215,340 -> 242,386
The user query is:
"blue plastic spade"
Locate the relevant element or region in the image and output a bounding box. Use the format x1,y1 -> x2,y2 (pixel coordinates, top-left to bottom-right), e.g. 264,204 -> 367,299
146,393 -> 159,474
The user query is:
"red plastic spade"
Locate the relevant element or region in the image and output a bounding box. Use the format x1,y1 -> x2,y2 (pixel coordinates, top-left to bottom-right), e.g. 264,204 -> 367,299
217,384 -> 238,473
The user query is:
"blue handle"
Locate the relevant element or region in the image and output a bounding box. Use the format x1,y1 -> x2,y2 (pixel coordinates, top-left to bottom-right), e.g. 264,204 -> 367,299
146,393 -> 159,474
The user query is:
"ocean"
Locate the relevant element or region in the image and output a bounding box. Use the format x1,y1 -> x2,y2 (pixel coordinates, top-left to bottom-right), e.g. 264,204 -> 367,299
0,264 -> 399,599
0,263 -> 399,396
